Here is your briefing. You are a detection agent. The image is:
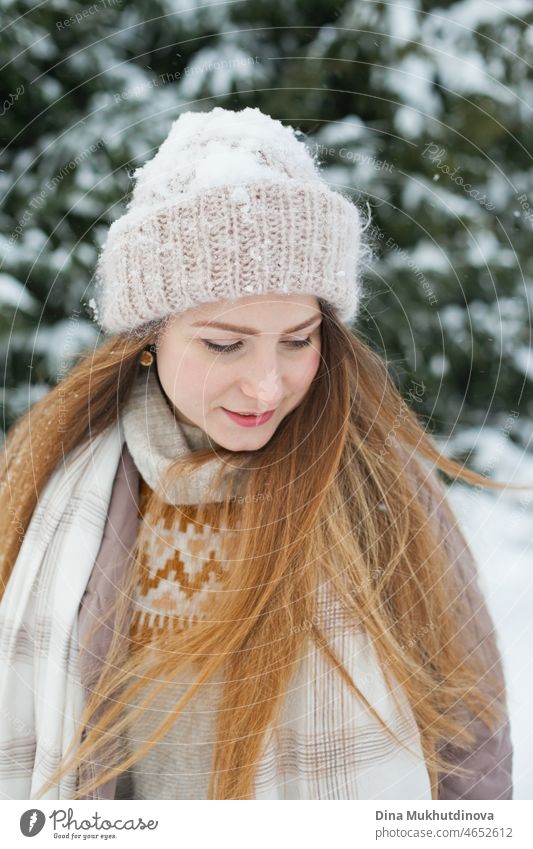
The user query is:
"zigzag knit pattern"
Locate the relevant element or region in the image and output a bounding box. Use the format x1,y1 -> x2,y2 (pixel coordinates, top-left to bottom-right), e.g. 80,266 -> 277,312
117,475 -> 242,800
129,476 -> 241,646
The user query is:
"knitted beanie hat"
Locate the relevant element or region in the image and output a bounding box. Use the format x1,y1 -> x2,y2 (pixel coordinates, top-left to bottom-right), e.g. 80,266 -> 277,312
93,106 -> 365,335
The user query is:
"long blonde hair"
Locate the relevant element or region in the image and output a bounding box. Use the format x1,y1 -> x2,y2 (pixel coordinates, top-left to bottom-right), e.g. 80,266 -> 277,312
0,299 -> 526,799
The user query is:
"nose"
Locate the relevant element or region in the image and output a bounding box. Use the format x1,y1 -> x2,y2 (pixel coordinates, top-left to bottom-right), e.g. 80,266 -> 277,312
238,353 -> 284,410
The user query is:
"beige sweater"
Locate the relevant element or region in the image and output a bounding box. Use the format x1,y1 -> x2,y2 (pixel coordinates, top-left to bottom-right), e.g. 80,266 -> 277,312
117,416 -> 239,800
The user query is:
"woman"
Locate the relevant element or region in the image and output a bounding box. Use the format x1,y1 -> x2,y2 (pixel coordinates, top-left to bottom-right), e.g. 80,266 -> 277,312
0,107 -> 516,800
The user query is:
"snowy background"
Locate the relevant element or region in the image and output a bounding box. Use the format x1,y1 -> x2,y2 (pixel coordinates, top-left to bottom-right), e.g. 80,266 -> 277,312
0,0 -> 531,798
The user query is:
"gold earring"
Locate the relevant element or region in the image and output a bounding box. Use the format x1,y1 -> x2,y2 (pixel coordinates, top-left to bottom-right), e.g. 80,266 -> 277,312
139,346 -> 154,367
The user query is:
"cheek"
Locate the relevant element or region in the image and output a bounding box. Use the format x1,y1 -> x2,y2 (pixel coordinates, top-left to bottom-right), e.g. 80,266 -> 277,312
157,344 -> 205,400
294,348 -> 321,390
158,344 -> 228,406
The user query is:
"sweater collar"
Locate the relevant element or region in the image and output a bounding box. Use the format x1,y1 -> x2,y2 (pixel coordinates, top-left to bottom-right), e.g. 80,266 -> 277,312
121,365 -> 240,505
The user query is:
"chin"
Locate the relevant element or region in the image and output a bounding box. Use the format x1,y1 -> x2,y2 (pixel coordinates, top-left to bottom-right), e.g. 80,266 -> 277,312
222,431 -> 272,450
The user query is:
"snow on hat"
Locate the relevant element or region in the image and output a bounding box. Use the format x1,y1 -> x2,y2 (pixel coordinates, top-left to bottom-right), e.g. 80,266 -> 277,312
93,106 -> 364,334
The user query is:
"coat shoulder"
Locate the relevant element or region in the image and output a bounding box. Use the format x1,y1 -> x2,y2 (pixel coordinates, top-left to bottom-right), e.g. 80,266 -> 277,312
78,441 -> 141,676
407,454 -> 513,800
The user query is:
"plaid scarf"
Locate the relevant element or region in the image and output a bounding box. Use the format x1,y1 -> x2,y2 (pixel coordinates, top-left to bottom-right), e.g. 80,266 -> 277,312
0,422 -> 124,799
0,367 -> 432,800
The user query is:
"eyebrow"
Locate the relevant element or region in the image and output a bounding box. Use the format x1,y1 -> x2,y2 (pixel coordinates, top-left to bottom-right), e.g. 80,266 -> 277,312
190,316 -> 322,335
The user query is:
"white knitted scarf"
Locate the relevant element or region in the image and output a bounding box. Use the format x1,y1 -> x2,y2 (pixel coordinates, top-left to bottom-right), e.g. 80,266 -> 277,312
0,366 -> 432,800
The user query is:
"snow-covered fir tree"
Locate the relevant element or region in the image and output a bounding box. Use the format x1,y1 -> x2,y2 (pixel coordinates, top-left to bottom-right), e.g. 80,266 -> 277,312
1,0 -> 531,461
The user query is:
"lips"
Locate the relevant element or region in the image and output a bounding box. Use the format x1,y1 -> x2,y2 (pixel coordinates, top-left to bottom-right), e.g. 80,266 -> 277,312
222,407 -> 276,427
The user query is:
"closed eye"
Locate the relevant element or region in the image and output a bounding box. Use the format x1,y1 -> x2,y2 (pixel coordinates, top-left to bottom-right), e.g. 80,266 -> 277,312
202,338 -> 313,354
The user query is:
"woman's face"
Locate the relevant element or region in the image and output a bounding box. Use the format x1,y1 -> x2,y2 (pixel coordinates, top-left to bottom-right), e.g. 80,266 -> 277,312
155,294 -> 322,451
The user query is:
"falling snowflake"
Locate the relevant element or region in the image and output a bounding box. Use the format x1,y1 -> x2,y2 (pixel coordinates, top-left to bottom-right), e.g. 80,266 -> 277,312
86,297 -> 99,320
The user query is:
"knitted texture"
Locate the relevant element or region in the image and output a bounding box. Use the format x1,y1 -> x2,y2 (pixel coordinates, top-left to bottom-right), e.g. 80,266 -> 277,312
94,106 -> 364,334
130,477 -> 240,644
118,474 -> 240,801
